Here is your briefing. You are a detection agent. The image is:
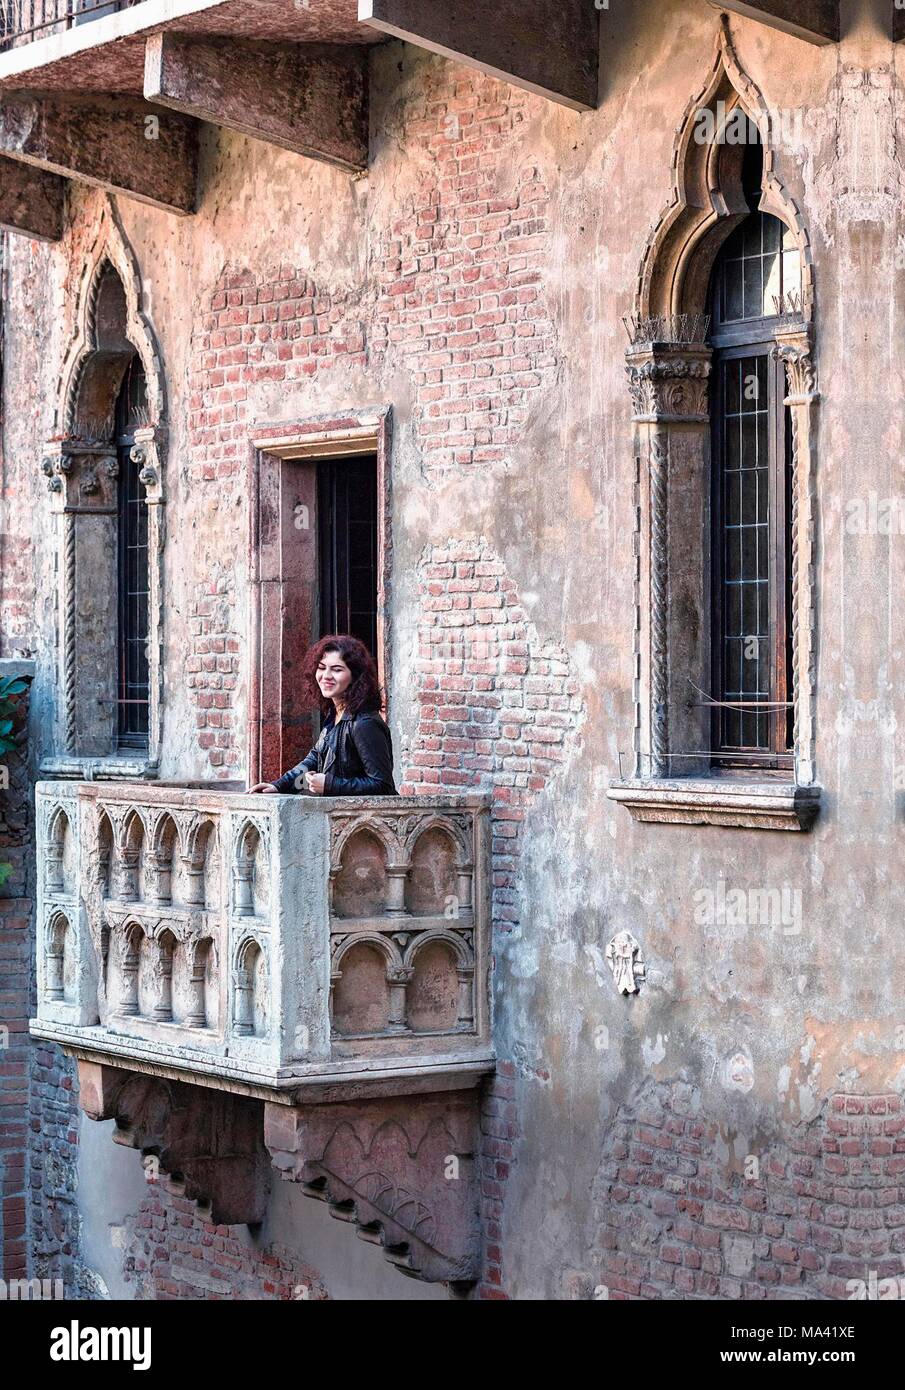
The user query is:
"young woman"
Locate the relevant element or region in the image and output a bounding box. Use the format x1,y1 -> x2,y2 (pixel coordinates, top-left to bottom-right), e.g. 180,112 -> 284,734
249,634 -> 397,797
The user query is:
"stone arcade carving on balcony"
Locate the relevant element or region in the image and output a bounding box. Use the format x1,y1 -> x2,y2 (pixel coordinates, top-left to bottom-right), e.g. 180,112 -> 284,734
32,781 -> 494,1286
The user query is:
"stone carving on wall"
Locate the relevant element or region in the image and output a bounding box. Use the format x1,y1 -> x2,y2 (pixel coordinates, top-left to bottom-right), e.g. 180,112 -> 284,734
328,804 -> 482,1041
625,355 -> 711,422
605,931 -> 646,995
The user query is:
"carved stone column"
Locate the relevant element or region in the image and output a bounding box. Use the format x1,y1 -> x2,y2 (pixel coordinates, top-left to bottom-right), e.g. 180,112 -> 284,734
384,863 -> 410,916
180,854 -> 206,906
456,966 -> 475,1030
151,935 -> 174,1022
144,849 -> 172,905
44,841 -> 65,893
233,855 -> 255,916
118,931 -> 140,1016
773,326 -> 819,788
387,965 -> 413,1034
112,846 -> 140,902
626,341 -> 711,778
233,965 -> 255,1035
96,845 -> 111,898
455,863 -> 474,914
42,441 -> 119,756
131,426 -> 166,762
44,934 -> 65,1001
184,940 -> 208,1029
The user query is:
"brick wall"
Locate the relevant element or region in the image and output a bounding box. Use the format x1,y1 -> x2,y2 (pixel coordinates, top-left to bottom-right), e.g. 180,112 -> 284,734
0,900 -> 30,1281
0,667 -> 32,1283
401,538 -> 583,932
402,539 -> 583,1295
184,62 -> 555,775
186,266 -> 367,775
122,1186 -> 329,1300
477,1063 -> 519,1299
370,67 -> 555,472
593,1080 -> 905,1300
28,1042 -> 81,1291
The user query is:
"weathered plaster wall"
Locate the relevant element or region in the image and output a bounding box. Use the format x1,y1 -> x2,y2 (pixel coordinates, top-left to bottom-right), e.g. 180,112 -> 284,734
2,0 -> 905,1299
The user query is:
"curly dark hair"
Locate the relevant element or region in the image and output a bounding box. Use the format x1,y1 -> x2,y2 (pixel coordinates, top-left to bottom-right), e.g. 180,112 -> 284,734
301,634 -> 384,719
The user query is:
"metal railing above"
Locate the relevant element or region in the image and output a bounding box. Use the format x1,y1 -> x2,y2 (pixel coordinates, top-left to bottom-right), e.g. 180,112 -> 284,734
0,0 -> 143,52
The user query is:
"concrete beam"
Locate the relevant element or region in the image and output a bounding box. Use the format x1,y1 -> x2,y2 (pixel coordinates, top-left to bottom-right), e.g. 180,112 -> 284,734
359,0 -> 599,111
144,35 -> 367,173
708,1 -> 840,45
0,98 -> 197,214
0,156 -> 64,241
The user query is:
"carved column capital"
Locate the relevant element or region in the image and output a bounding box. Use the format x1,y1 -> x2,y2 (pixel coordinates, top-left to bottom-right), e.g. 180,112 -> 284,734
131,425 -> 167,504
625,343 -> 712,423
772,329 -> 818,404
42,441 -> 118,511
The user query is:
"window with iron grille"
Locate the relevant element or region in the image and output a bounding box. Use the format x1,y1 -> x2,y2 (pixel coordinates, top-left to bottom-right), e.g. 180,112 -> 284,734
709,209 -> 800,769
115,357 -> 149,750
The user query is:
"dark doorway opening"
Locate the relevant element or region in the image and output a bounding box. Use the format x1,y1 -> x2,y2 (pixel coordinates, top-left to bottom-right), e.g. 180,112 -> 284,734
250,443 -> 382,785
317,454 -> 378,661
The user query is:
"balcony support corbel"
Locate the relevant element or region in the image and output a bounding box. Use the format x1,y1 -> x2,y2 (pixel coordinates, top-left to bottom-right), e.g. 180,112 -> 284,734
144,35 -> 368,173
706,0 -> 840,45
264,1086 -> 483,1287
77,1061 -> 271,1226
359,0 -> 600,111
0,154 -> 64,241
0,97 -> 198,215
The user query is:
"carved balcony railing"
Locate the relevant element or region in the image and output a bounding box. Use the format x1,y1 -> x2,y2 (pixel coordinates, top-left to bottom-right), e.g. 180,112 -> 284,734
31,780 -> 494,1285
32,779 -> 493,1092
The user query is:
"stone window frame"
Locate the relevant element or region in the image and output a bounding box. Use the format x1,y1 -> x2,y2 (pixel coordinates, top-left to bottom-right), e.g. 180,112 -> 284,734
607,20 -> 820,832
246,407 -> 393,789
39,199 -> 166,783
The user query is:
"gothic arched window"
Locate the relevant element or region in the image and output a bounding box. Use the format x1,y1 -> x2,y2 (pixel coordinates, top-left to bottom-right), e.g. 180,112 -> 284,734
43,229 -> 165,775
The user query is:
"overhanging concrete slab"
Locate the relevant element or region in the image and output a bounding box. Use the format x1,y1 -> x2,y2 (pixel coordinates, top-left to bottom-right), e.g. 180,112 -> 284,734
144,34 -> 368,171
708,0 -> 840,45
359,0 -> 600,111
0,97 -> 197,212
0,155 -> 64,239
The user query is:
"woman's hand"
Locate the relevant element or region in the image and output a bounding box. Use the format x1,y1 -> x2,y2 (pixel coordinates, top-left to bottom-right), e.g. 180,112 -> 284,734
305,772 -> 327,796
249,782 -> 278,794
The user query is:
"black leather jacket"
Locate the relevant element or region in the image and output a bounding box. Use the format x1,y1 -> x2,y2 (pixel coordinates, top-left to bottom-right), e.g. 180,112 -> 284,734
272,710 -> 398,797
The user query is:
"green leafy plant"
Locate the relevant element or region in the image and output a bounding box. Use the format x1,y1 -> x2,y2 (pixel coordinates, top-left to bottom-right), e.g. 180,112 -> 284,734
0,862 -> 13,888
0,675 -> 28,755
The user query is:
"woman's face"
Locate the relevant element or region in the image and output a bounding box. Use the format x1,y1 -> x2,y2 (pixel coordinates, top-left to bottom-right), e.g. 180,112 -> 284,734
316,652 -> 353,703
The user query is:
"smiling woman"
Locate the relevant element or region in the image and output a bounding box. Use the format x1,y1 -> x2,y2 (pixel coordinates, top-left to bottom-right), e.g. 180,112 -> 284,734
249,634 -> 397,798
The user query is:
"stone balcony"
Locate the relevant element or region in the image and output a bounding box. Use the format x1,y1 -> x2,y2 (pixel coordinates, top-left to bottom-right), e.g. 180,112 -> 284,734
31,779 -> 494,1287
0,0 -> 601,240
0,0 -> 372,85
